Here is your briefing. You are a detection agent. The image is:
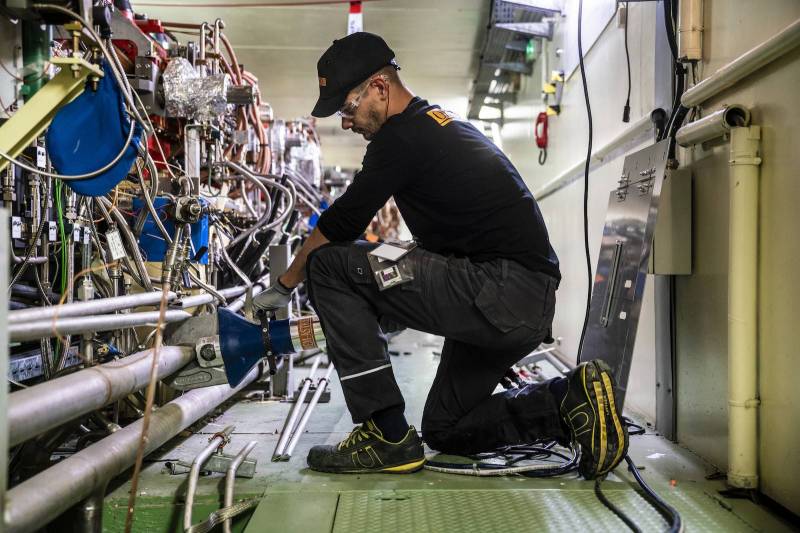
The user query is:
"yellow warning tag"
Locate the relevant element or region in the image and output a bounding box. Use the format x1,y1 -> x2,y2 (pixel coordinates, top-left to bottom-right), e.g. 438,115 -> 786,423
426,109 -> 457,127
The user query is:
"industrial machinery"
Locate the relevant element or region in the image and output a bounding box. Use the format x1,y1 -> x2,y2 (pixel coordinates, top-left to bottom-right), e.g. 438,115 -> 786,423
0,2 -> 330,530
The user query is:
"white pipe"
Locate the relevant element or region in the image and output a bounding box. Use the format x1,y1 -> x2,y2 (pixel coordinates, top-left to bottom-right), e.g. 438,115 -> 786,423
4,367 -> 259,533
283,364 -> 334,459
675,104 -> 750,147
184,425 -> 234,531
681,18 -> 800,108
727,126 -> 761,489
9,309 -> 192,342
7,291 -> 178,324
534,114 -> 653,200
223,440 -> 258,533
272,354 -> 322,460
8,346 -> 194,447
678,0 -> 703,62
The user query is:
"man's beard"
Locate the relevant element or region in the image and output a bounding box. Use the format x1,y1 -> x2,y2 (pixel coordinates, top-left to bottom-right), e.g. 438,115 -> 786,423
354,105 -> 384,141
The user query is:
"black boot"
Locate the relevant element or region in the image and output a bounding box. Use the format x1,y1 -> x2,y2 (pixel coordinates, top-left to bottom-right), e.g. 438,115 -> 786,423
560,360 -> 629,479
307,420 -> 425,474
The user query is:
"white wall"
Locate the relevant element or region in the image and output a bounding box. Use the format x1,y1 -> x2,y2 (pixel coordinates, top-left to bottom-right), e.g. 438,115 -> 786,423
498,2 -> 661,423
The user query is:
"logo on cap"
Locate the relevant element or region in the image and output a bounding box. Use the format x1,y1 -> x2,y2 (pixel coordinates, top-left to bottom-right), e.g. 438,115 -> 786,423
319,77 -> 327,87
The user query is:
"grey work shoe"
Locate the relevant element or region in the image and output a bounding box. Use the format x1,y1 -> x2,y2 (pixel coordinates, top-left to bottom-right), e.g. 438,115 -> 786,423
307,420 -> 425,474
560,360 -> 629,479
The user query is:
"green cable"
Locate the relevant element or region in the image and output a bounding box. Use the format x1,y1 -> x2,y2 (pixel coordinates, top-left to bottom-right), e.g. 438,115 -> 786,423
54,179 -> 67,362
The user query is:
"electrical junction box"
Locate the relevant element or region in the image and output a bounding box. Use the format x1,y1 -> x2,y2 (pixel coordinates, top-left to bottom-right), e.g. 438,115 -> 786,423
132,197 -> 210,264
649,167 -> 692,275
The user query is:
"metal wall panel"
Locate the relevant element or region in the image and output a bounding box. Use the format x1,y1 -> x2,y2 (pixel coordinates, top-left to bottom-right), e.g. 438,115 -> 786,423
579,140 -> 670,407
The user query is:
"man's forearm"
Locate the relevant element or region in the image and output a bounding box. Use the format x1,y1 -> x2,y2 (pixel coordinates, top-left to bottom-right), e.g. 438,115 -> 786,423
279,226 -> 330,288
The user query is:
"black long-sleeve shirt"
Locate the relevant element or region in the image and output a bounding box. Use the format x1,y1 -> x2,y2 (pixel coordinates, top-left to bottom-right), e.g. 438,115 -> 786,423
316,97 -> 560,280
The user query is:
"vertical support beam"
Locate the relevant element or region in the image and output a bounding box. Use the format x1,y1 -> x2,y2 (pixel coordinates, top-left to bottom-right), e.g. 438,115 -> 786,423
654,0 -> 678,439
268,244 -> 291,397
1,211 -> 10,533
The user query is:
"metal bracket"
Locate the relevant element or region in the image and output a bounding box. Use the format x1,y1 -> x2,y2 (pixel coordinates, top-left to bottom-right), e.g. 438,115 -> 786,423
166,453 -> 257,478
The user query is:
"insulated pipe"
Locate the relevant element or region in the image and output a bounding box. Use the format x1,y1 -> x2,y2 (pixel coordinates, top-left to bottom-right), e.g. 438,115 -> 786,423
184,425 -> 235,531
727,126 -> 762,489
272,354 -> 322,460
8,346 -> 194,447
283,364 -> 334,459
675,104 -> 750,147
4,367 -> 258,533
681,18 -> 800,108
678,0 -> 703,62
7,291 -> 176,324
222,441 -> 258,533
9,309 -> 192,342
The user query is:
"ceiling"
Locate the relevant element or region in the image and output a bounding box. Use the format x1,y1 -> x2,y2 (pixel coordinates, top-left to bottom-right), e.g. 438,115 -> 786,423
136,0 -> 490,167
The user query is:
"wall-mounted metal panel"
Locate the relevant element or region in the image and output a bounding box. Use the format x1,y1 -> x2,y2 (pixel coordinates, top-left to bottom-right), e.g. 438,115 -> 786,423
579,140 -> 670,408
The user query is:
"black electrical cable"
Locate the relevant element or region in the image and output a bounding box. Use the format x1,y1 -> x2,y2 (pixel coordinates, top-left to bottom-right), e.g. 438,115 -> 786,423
595,478 -> 643,533
625,456 -> 683,533
622,1 -> 631,123
576,0 -> 593,364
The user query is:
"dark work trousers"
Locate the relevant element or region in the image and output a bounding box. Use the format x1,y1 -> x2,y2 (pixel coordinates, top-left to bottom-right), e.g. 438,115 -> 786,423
306,240 -> 567,455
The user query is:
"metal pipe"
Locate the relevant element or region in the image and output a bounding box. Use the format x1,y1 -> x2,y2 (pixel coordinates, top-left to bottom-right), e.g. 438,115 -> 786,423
75,481 -> 108,533
9,309 -> 192,342
272,354 -> 322,460
223,441 -> 258,533
8,291 -> 176,324
678,0 -> 703,62
727,126 -> 762,489
180,285 -> 247,309
675,104 -> 750,147
98,197 -> 154,292
283,364 -> 334,459
4,367 -> 258,533
226,276 -> 269,313
184,425 -> 235,531
681,18 -> 800,108
8,346 -> 194,446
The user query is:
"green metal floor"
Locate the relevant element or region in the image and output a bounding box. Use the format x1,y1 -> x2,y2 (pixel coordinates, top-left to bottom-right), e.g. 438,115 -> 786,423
104,331 -> 797,532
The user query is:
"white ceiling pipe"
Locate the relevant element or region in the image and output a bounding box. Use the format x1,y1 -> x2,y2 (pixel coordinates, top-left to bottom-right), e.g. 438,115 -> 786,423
675,104 -> 750,147
8,346 -> 194,447
678,0 -> 703,62
681,18 -> 800,108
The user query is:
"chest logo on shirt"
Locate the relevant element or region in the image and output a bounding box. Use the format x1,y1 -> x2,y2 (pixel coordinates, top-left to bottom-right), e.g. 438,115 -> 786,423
426,109 -> 458,127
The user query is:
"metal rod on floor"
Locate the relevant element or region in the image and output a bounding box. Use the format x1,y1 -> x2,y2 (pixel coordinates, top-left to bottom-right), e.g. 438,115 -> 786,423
222,441 -> 258,533
184,425 -> 235,532
282,363 -> 334,459
272,354 -> 323,461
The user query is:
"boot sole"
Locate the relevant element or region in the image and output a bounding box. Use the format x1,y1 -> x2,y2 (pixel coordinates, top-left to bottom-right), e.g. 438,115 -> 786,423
309,457 -> 426,475
578,361 -> 628,479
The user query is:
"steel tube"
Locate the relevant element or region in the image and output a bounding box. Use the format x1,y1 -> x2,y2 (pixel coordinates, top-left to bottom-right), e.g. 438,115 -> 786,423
9,309 -> 192,342
283,364 -> 334,459
180,286 -> 248,309
272,354 -> 322,460
675,104 -> 750,147
681,18 -> 800,108
7,291 -> 176,324
4,367 -> 258,533
222,441 -> 258,533
8,346 -> 194,446
184,425 -> 235,531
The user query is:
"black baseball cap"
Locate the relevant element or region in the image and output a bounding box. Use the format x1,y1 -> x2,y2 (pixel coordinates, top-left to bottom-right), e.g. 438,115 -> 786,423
311,32 -> 398,118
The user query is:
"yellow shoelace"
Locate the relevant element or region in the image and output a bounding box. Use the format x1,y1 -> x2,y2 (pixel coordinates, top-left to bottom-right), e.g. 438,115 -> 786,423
338,425 -> 370,450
